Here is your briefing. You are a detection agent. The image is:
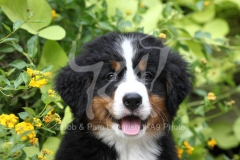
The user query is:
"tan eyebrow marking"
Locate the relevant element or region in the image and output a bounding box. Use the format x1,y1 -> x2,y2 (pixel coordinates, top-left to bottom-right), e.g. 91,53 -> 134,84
111,61 -> 121,71
139,60 -> 147,71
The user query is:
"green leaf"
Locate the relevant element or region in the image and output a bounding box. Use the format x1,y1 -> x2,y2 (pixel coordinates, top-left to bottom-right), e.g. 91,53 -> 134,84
191,5 -> 215,23
118,20 -> 132,31
1,0 -> 52,34
23,107 -> 36,116
202,18 -> 229,38
0,45 -> 15,53
133,14 -> 142,24
194,105 -> 205,116
10,43 -> 23,53
85,10 -> 96,19
55,101 -> 64,109
40,65 -> 53,72
38,40 -> 68,72
38,25 -> 66,40
20,72 -> 30,84
162,2 -> 172,18
233,117 -> 240,141
1,22 -> 11,32
9,60 -> 27,69
98,22 -> 114,31
0,54 -> 5,61
40,105 -> 53,117
23,147 -> 39,158
0,38 -> 19,44
28,155 -> 38,160
27,35 -> 38,58
196,1 -> 204,11
60,106 -> 73,134
18,112 -> 29,120
14,74 -> 23,88
0,75 -> 11,86
13,20 -> 23,31
203,43 -> 212,55
10,144 -> 25,153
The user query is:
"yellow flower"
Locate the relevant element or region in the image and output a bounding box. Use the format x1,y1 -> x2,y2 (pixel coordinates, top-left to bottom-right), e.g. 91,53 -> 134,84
126,10 -> 131,15
27,68 -> 51,88
28,131 -> 36,139
29,137 -> 38,146
0,114 -> 19,128
158,33 -> 166,39
33,118 -> 42,128
27,68 -> 41,77
21,135 -> 27,141
177,148 -> 183,159
38,155 -> 47,160
43,114 -> 54,123
184,141 -> 194,155
208,138 -> 217,149
15,122 -> 34,134
38,155 -> 43,160
207,92 -> 216,101
48,89 -> 55,98
52,10 -> 57,19
227,100 -> 235,106
27,68 -> 34,76
204,1 -> 210,6
200,59 -> 207,64
42,148 -> 54,156
54,113 -> 62,124
29,77 -> 47,88
46,105 -> 54,115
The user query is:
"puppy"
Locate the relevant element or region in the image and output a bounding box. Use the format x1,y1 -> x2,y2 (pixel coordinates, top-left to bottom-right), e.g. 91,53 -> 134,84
55,32 -> 191,160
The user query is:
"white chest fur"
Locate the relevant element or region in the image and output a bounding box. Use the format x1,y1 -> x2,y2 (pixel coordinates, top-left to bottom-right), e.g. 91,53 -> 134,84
97,128 -> 162,160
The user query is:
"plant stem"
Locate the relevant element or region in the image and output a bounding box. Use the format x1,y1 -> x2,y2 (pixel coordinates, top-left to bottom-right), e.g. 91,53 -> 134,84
0,89 -> 13,97
22,51 -> 34,65
205,112 -> 227,121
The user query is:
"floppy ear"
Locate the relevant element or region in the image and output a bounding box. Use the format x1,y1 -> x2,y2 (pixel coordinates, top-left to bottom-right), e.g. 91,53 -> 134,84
166,53 -> 192,116
55,65 -> 90,118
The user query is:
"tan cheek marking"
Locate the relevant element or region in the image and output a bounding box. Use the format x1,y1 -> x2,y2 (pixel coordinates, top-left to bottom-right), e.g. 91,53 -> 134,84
88,96 -> 114,133
139,60 -> 147,71
146,95 -> 169,135
111,61 -> 121,71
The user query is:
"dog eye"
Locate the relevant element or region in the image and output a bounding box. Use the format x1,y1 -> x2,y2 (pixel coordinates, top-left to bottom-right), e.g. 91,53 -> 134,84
144,72 -> 153,81
106,73 -> 116,81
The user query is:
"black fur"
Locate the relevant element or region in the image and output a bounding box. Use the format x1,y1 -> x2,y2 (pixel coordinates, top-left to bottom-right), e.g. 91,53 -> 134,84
55,32 -> 191,160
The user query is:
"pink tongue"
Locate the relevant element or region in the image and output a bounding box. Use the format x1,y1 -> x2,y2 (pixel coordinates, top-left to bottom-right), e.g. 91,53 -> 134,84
121,116 -> 141,135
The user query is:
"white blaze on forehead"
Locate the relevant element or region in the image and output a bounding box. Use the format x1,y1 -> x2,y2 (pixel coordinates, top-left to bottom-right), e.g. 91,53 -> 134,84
121,39 -> 135,81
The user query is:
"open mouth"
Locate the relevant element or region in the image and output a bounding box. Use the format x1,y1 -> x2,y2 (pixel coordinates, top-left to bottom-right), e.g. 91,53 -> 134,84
113,115 -> 147,136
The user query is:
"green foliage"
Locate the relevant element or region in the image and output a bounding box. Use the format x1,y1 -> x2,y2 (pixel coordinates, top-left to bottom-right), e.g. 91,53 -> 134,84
0,0 -> 240,159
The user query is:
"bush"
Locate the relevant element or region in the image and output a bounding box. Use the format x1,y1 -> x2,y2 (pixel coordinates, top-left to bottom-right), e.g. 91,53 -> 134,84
0,0 -> 240,159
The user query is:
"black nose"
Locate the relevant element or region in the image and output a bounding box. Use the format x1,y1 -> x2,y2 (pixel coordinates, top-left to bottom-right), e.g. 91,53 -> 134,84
123,93 -> 142,111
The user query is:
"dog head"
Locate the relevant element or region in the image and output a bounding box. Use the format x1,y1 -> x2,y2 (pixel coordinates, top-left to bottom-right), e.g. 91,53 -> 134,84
55,32 -> 191,139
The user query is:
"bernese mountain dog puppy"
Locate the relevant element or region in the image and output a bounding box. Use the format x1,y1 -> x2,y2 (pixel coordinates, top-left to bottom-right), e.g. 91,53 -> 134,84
55,32 -> 191,160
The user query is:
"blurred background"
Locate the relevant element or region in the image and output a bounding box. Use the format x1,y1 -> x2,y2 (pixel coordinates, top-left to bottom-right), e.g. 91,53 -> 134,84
0,0 -> 240,159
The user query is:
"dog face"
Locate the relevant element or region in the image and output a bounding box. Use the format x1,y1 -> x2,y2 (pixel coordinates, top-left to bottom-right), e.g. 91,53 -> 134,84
56,32 -> 191,139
